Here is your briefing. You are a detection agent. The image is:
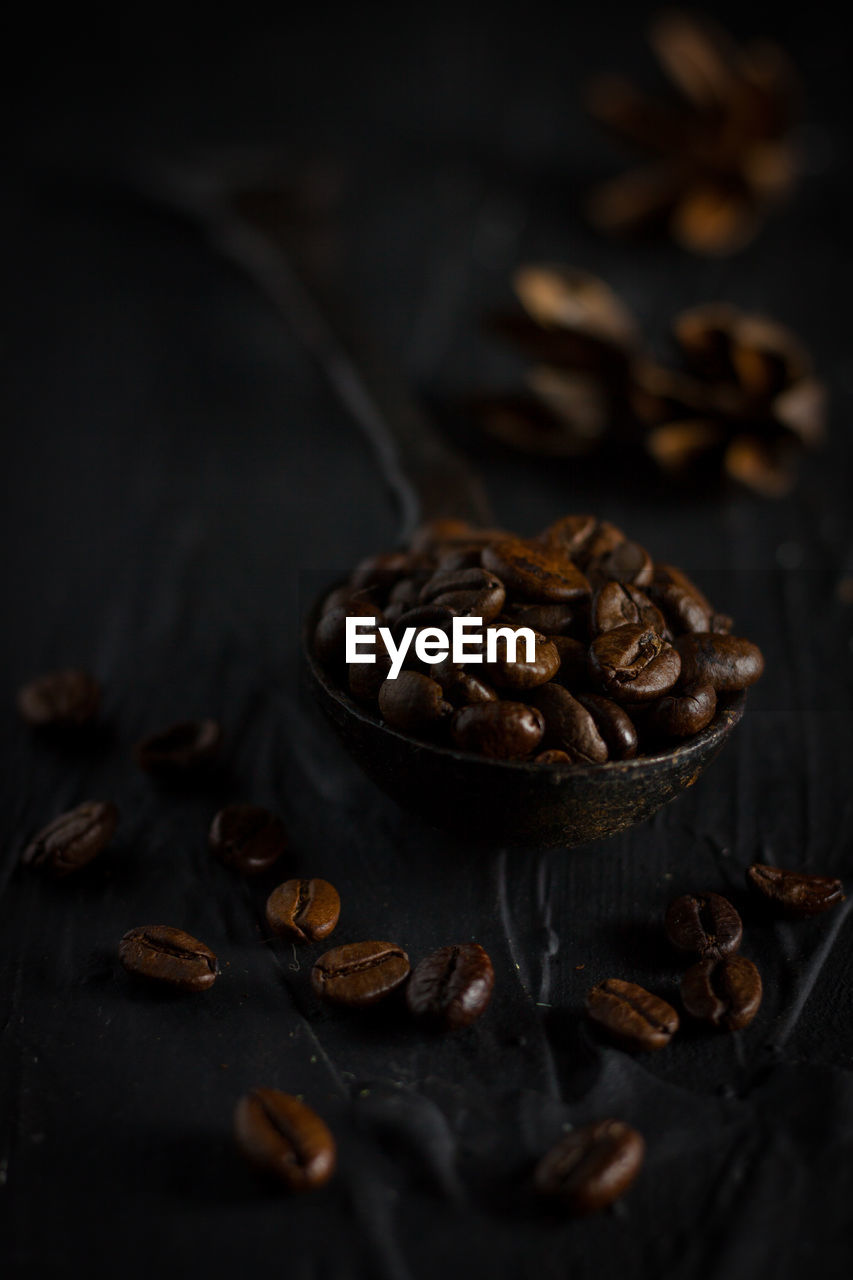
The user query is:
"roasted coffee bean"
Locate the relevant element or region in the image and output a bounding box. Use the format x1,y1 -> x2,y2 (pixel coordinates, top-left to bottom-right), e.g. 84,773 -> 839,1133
134,719 -> 221,775
648,564 -> 713,635
676,633 -> 764,692
266,878 -> 341,942
234,1088 -> 336,1191
17,668 -> 100,729
592,581 -> 665,635
485,628 -> 561,690
311,941 -> 410,1006
315,601 -> 383,667
746,863 -> 845,917
406,943 -> 495,1029
586,978 -> 679,1051
419,568 -> 506,621
392,604 -> 456,644
530,684 -> 608,764
538,513 -> 600,560
550,636 -> 593,688
388,574 -> 431,611
451,701 -> 544,759
209,804 -> 286,875
22,800 -> 118,876
645,682 -> 717,738
482,538 -> 591,603
534,1119 -> 645,1214
503,602 -> 577,634
576,693 -> 638,760
119,925 -> 218,991
432,659 -> 498,707
590,624 -> 681,703
378,671 -> 453,735
351,551 -> 425,594
535,749 -> 573,763
591,539 -> 654,588
665,892 -> 742,958
710,612 -> 733,634
348,636 -> 393,701
579,521 -> 628,565
681,954 -> 762,1030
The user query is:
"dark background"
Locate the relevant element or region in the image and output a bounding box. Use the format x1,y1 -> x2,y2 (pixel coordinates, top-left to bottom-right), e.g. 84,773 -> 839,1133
2,2 -> 853,1276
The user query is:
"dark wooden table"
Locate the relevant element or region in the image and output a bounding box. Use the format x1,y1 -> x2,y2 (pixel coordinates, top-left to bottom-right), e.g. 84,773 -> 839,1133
3,3 -> 853,1276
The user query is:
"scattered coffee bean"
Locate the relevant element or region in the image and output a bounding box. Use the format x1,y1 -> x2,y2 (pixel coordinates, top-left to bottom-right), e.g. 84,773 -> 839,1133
311,940 -> 410,1006
534,1119 -> 645,1214
22,801 -> 118,876
586,978 -> 679,1051
119,925 -> 218,991
135,719 -> 221,775
681,954 -> 762,1030
209,804 -> 286,875
665,892 -> 742,958
676,633 -> 765,692
406,943 -> 495,1029
234,1088 -> 336,1191
266,879 -> 341,942
451,701 -> 544,759
746,863 -> 845,917
17,668 -> 100,729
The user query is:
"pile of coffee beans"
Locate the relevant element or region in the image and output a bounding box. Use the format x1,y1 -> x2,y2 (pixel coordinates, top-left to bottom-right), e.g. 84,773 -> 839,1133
315,514 -> 764,762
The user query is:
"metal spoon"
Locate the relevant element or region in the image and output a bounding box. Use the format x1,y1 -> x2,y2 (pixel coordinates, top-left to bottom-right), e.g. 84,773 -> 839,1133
140,152 -> 745,846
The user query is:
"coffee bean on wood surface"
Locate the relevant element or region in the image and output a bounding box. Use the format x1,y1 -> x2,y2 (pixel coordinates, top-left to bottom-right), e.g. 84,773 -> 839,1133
22,801 -> 118,876
746,864 -> 845,917
311,941 -> 410,1007
17,668 -> 100,729
676,634 -> 764,692
209,805 -> 286,875
586,978 -> 679,1051
665,892 -> 742,958
406,943 -> 495,1029
534,1119 -> 645,1214
266,879 -> 341,942
451,700 -> 544,759
681,954 -> 762,1030
119,925 -> 218,991
234,1088 -> 336,1191
135,719 -> 221,775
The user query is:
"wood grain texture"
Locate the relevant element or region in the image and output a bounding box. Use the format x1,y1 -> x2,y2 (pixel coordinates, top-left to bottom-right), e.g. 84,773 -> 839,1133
2,3 -> 853,1277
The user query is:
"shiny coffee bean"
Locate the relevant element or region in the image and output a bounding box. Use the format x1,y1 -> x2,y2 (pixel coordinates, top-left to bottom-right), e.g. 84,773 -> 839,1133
530,684 -> 608,764
681,954 -> 762,1030
266,878 -> 341,942
592,581 -> 665,635
419,568 -> 506,621
676,633 -> 764,692
586,978 -> 679,1051
591,539 -> 654,588
534,1119 -> 645,1214
576,693 -> 638,760
432,659 -> 498,707
645,682 -> 717,739
503,602 -> 577,634
311,940 -> 410,1006
378,671 -> 453,735
665,892 -> 742,958
315,601 -> 384,667
579,521 -> 629,565
406,943 -> 495,1029
22,800 -> 118,876
119,925 -> 218,991
746,864 -> 845,917
649,564 -> 713,635
590,625 -> 681,703
485,628 -> 560,690
482,538 -> 591,603
234,1088 -> 336,1191
535,749 -> 573,764
209,804 -> 286,875
17,668 -> 100,730
134,719 -> 221,775
451,701 -> 544,759
538,513 -> 599,559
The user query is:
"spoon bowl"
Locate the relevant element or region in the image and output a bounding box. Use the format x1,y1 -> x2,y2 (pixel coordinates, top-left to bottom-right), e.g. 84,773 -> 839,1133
303,594 -> 746,848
